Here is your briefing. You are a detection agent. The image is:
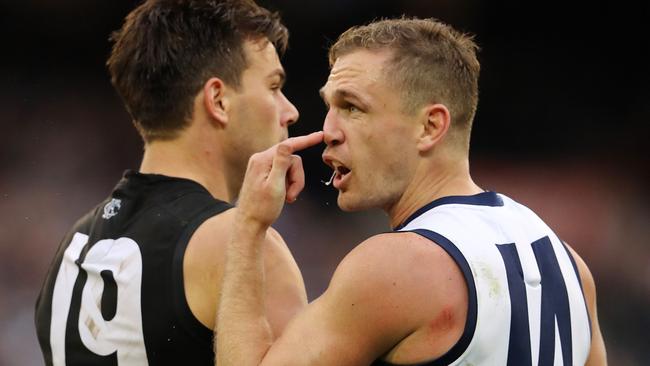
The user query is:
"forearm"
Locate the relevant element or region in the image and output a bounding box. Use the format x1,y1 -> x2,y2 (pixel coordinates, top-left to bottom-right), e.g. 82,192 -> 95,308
216,219 -> 272,366
215,132 -> 323,365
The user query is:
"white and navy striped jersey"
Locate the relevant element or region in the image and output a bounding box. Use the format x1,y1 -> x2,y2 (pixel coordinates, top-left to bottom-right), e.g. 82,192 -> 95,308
382,191 -> 591,366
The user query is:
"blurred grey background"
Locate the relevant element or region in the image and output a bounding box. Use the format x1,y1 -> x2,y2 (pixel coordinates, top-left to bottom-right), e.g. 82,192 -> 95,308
1,0 -> 648,364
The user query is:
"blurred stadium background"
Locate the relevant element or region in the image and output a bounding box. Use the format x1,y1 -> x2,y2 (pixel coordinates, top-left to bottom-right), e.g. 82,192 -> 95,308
0,0 -> 648,364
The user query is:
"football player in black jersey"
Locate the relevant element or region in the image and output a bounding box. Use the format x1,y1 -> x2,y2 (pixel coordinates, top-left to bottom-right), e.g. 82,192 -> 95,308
35,1 -> 307,365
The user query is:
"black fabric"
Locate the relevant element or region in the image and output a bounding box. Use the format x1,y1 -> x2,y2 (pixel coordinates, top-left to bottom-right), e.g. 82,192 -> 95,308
35,170 -> 233,365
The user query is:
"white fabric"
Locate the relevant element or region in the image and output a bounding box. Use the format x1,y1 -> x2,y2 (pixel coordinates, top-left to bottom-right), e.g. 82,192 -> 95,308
399,193 -> 591,366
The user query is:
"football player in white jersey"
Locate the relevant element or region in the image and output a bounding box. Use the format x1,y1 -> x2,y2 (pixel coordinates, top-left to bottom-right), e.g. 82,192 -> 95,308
216,18 -> 607,366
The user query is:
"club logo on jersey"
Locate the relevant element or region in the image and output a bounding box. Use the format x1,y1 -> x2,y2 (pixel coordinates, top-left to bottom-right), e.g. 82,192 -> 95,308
102,198 -> 122,219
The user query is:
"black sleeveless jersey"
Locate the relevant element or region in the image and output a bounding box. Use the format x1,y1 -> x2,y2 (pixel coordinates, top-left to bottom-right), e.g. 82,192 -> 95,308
35,170 -> 233,365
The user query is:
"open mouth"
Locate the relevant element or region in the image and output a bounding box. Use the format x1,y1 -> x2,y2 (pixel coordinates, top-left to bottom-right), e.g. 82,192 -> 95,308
322,164 -> 352,187
332,164 -> 351,188
321,153 -> 352,188
336,165 -> 351,176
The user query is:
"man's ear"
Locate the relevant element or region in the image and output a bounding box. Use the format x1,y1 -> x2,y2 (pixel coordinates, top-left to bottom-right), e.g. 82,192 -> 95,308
203,77 -> 230,126
416,104 -> 451,152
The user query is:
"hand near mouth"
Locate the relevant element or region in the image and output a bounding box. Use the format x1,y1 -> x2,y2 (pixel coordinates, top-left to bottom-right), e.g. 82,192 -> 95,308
236,131 -> 324,228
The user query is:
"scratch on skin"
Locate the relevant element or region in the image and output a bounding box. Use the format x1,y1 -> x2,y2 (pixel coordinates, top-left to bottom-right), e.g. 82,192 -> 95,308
429,308 -> 454,332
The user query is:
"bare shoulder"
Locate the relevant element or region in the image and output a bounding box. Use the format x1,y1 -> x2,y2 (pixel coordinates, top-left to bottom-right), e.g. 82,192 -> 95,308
186,207 -> 238,261
334,231 -> 462,285
184,207 -> 297,285
329,231 -> 467,327
185,207 -> 306,332
307,231 -> 468,361
182,208 -> 237,328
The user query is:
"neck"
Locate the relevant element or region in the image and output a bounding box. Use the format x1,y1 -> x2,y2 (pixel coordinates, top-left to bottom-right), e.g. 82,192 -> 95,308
387,155 -> 482,229
139,131 -> 236,203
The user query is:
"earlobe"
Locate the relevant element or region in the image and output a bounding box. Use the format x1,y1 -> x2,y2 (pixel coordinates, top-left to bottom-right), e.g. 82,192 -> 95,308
203,77 -> 229,126
417,104 -> 451,152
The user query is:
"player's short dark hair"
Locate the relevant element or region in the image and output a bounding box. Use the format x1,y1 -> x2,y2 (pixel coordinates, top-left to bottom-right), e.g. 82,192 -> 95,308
329,18 -> 480,147
107,0 -> 288,142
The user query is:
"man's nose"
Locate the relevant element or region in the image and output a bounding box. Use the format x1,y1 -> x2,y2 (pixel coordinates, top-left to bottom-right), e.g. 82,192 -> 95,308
282,93 -> 299,126
323,109 -> 344,146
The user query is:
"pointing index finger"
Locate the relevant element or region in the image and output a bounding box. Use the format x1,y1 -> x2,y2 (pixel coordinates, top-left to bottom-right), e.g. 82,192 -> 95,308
282,131 -> 324,153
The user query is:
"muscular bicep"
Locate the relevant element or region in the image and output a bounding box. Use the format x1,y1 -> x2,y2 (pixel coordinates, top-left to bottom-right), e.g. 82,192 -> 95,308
259,281 -> 392,366
258,233 -> 453,366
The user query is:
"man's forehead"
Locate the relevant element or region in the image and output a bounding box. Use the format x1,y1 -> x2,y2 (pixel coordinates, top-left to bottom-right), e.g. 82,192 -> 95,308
321,50 -> 389,97
244,39 -> 282,69
331,55 -> 373,80
320,69 -> 363,96
332,49 -> 390,71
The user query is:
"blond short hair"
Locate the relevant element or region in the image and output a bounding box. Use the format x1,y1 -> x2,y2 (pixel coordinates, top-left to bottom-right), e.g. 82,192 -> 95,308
329,18 -> 480,145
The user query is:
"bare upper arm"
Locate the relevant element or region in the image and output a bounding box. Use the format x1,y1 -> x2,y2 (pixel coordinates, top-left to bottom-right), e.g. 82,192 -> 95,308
566,244 -> 607,366
259,227 -> 308,335
258,232 -> 467,366
184,207 -> 307,335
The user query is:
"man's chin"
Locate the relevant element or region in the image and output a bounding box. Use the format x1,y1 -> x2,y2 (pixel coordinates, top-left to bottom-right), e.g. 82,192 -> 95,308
337,194 -> 365,212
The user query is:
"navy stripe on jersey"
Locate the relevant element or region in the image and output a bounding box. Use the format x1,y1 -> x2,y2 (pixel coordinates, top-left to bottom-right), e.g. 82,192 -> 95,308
395,192 -> 504,231
558,239 -> 592,338
373,229 -> 478,366
497,244 -> 532,366
532,237 -> 573,366
497,237 -> 575,366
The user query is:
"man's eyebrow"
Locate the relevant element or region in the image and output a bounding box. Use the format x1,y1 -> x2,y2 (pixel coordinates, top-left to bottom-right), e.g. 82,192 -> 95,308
321,88 -> 369,109
268,69 -> 286,84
